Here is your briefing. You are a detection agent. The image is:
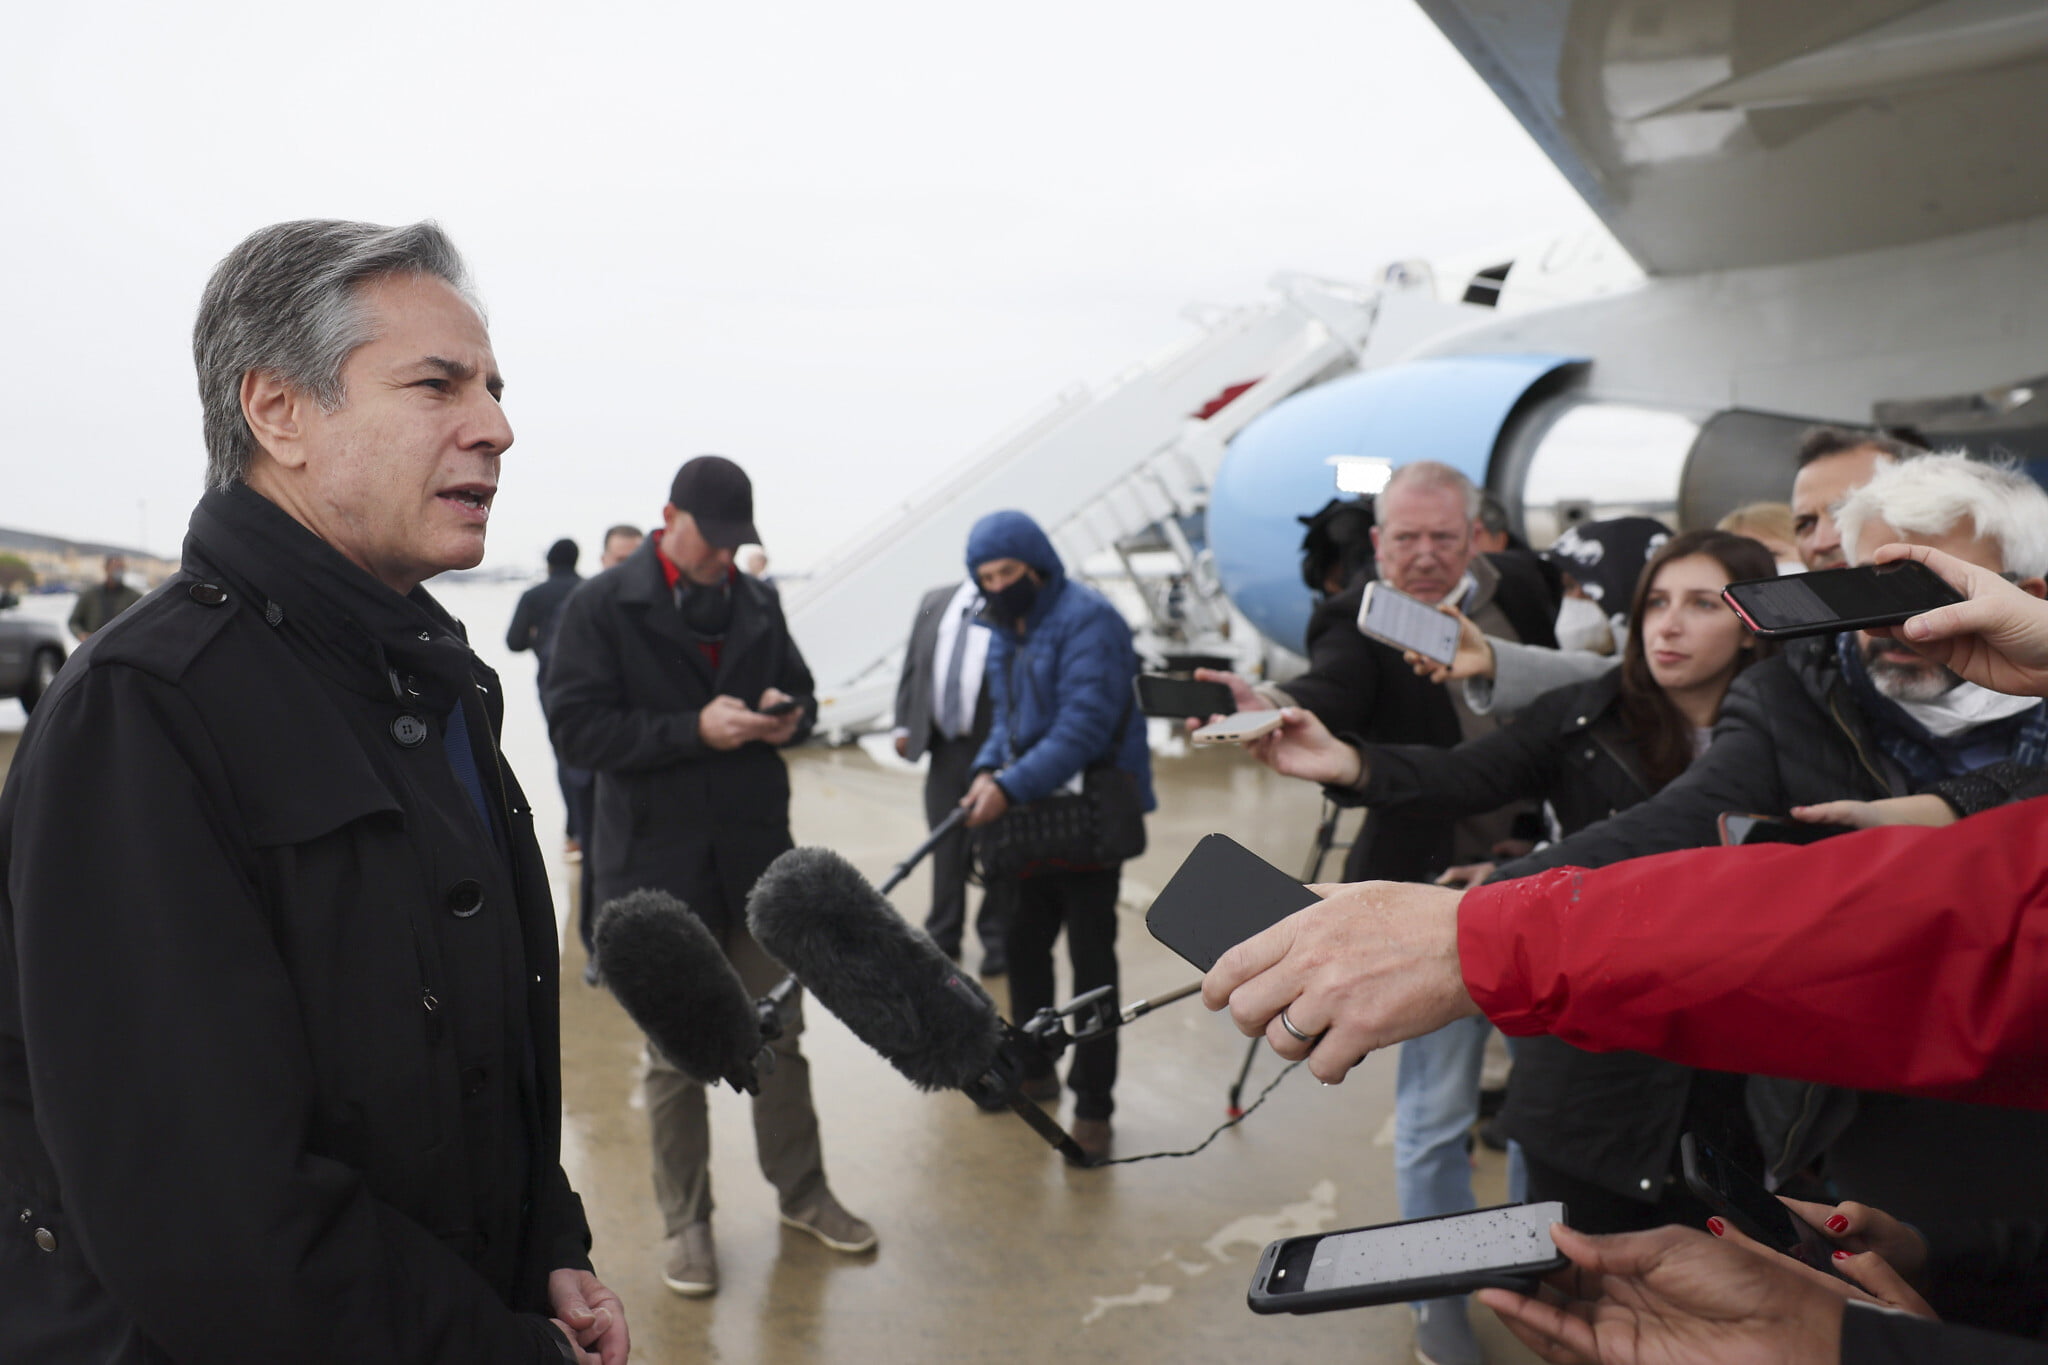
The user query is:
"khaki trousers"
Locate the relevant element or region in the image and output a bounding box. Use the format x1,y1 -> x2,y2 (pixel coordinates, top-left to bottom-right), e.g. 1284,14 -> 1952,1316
645,924 -> 827,1232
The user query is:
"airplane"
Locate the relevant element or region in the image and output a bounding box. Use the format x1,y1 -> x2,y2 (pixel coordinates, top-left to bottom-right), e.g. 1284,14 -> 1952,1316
786,0 -> 2048,736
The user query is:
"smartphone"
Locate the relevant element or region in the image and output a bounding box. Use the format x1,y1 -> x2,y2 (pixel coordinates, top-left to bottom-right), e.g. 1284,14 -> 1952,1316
1716,812 -> 1839,847
1679,1132 -> 1844,1278
758,698 -> 800,717
1248,1202 -> 1569,1314
1357,581 -> 1461,666
1133,674 -> 1236,721
1722,560 -> 1964,640
1146,833 -> 1319,971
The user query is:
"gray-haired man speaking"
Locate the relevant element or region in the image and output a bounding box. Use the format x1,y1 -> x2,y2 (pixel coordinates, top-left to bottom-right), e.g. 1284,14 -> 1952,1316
0,222 -> 626,1363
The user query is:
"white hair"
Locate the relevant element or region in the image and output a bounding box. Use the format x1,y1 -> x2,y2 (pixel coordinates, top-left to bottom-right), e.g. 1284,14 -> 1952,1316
1836,451 -> 2048,578
1376,461 -> 1482,524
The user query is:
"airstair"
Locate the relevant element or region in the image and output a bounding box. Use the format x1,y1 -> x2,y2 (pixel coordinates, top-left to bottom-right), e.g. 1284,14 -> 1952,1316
784,273 -> 1431,739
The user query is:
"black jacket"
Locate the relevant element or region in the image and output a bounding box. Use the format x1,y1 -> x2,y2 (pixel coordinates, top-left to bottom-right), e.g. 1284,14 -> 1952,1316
543,540 -> 816,936
504,567 -> 583,679
1346,669 -> 1738,1204
1282,552 -> 1559,883
0,486 -> 589,1364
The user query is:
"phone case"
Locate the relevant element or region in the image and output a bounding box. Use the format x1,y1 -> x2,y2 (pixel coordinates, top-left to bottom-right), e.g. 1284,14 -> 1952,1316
1145,833 -> 1319,971
1721,562 -> 1963,640
1246,1204 -> 1569,1314
1190,711 -> 1284,744
1678,1133 -> 1845,1278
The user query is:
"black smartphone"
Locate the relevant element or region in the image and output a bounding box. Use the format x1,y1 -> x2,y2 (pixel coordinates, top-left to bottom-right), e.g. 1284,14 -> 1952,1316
1248,1202 -> 1569,1314
1722,560 -> 1963,640
1716,812 -> 1839,847
758,698 -> 800,717
1679,1132 -> 1843,1277
1133,674 -> 1236,720
1145,834 -> 1318,971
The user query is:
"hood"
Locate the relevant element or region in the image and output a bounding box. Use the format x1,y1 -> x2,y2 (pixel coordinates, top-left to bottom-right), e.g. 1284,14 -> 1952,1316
965,510 -> 1064,584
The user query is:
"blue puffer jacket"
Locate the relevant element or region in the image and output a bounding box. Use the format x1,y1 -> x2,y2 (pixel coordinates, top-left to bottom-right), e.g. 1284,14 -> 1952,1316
966,511 -> 1155,812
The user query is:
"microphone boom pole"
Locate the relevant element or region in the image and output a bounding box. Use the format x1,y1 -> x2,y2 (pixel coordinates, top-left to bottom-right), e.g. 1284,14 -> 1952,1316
876,806 -> 968,897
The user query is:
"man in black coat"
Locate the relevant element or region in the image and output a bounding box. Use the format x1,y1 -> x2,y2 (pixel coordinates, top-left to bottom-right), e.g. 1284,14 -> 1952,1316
0,221 -> 623,1362
545,455 -> 873,1300
892,577 -> 1011,973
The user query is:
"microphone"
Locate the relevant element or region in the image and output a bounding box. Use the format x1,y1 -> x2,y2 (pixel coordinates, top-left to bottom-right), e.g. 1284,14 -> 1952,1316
592,890 -> 765,1095
746,846 -> 1006,1092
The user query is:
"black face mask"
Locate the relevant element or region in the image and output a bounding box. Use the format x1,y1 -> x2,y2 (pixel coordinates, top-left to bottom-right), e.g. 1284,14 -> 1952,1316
983,574 -> 1039,626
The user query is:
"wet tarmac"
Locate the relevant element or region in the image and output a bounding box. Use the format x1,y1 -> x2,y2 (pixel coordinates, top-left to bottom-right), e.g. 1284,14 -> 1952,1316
0,581 -> 1541,1363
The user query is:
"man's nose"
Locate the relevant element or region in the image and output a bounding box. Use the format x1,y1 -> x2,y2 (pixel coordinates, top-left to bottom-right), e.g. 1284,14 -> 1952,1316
466,394 -> 515,454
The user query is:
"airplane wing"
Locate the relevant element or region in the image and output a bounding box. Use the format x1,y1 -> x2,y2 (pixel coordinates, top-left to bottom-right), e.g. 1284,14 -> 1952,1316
1415,0 -> 2048,274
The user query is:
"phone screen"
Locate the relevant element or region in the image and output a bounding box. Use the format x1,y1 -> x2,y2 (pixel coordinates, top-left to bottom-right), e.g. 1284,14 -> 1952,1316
1679,1132 -> 1841,1277
1266,1203 -> 1565,1296
1133,674 -> 1235,720
1723,561 -> 1962,636
1358,582 -> 1461,665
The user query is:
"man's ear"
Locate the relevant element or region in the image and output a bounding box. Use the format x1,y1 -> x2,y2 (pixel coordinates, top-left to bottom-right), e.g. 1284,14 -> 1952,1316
240,370 -> 314,471
2018,576 -> 2046,601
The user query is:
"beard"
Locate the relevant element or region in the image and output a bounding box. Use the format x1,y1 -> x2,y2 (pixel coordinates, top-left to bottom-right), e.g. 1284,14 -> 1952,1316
1862,638 -> 1963,702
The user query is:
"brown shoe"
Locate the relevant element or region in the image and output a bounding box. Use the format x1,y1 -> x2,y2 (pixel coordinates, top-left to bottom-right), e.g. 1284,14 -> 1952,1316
1072,1117 -> 1112,1162
781,1189 -> 877,1254
660,1221 -> 717,1296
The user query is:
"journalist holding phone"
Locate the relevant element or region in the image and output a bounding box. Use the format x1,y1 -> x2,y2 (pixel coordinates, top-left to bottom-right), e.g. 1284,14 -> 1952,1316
1245,529 -> 1779,1235
1204,543 -> 2048,1361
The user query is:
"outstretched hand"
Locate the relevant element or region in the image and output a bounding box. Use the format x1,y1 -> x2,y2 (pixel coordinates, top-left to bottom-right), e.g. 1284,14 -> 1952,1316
1478,1224 -> 1848,1365
1242,707 -> 1363,787
1874,542 -> 2048,698
1201,879 -> 1474,1083
1405,605 -> 1493,684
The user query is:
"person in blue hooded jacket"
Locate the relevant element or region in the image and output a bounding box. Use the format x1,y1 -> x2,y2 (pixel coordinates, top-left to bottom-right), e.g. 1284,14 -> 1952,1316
959,510 -> 1155,1160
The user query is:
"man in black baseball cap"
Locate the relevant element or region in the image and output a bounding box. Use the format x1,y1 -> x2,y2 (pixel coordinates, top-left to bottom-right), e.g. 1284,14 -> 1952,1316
668,454 -> 760,553
546,454 -> 875,1300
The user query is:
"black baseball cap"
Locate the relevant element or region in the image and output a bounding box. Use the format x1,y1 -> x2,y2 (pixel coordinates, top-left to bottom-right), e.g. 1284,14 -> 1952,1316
668,455 -> 759,548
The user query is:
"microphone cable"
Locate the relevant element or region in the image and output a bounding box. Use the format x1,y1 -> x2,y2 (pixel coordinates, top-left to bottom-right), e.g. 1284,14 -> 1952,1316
1079,1058 -> 1305,1168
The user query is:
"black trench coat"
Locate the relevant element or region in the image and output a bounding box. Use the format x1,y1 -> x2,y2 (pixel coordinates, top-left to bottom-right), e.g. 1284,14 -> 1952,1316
0,491 -> 589,1363
544,541 -> 816,934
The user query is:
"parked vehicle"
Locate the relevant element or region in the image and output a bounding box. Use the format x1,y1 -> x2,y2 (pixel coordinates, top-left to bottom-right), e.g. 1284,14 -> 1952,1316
0,591 -> 68,711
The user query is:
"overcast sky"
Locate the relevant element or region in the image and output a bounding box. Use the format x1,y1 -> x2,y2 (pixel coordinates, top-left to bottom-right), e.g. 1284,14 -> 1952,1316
2,0 -> 1597,574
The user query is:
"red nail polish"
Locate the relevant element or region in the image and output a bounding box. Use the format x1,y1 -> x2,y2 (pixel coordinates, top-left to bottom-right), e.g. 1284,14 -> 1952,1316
1826,1215 -> 1850,1233
1834,1249 -> 1852,1261
1706,1217 -> 1725,1236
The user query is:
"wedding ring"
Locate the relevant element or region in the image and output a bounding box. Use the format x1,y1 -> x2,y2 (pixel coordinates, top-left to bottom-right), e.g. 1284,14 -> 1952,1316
1278,1007 -> 1315,1043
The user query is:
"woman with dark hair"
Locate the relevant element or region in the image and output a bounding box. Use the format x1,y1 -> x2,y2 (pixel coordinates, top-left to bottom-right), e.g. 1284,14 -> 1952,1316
1246,528 -> 1781,1232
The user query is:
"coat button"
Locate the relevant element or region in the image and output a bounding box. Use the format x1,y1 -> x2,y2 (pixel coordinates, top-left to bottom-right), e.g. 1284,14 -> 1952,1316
1640,1178 -> 1654,1191
264,600 -> 284,627
461,1064 -> 488,1096
391,714 -> 429,748
446,879 -> 484,918
187,582 -> 228,607
33,1227 -> 55,1253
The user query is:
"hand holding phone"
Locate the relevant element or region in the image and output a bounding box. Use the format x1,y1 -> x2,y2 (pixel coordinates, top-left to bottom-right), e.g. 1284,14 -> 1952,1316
1715,812 -> 1839,847
1680,1132 -> 1847,1280
1722,560 -> 1964,640
757,698 -> 800,717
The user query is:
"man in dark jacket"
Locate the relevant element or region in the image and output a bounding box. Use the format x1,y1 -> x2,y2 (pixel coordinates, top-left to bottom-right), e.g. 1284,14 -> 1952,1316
893,577 -> 1010,973
545,455 -> 873,1300
960,510 -> 1154,1162
0,220 -> 623,1363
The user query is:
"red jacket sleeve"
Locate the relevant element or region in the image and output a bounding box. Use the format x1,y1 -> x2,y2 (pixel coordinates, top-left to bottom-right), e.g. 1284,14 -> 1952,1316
1458,796 -> 2048,1109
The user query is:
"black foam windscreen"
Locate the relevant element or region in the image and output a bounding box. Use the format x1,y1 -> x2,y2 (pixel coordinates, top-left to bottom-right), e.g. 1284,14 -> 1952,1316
747,846 -> 1005,1091
593,890 -> 762,1091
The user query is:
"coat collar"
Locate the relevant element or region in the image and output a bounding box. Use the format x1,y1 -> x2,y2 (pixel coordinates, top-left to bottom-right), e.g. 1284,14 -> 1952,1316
613,538 -> 773,690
